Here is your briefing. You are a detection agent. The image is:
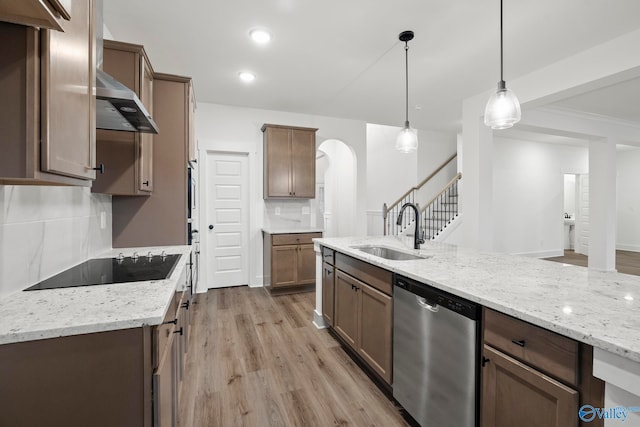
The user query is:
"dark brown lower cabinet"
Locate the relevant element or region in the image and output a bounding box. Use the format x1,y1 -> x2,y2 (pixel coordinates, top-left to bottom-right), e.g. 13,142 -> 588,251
321,262 -> 335,325
333,266 -> 393,384
0,288 -> 192,427
263,232 -> 322,292
481,344 -> 579,427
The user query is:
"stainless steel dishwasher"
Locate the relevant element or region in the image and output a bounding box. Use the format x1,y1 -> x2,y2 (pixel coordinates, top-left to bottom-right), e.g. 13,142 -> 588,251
393,274 -> 480,427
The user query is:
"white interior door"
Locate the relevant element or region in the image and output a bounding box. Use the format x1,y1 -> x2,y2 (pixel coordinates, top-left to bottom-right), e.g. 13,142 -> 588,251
206,152 -> 249,288
575,174 -> 590,256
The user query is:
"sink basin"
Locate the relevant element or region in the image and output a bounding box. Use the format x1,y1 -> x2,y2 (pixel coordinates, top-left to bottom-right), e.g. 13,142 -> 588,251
354,246 -> 429,261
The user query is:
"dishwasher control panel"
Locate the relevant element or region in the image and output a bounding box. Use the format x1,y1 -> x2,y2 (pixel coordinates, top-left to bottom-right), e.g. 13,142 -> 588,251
395,275 -> 480,320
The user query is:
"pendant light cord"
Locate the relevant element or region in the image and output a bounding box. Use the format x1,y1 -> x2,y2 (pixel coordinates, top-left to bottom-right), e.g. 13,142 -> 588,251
404,42 -> 409,124
500,0 -> 504,84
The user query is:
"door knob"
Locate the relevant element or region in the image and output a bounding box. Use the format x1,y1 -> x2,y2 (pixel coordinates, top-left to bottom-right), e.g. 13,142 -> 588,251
209,224 -> 214,230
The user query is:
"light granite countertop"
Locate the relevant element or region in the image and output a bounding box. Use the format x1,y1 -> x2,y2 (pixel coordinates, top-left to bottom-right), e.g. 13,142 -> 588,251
0,245 -> 191,345
315,236 -> 640,363
262,227 -> 324,234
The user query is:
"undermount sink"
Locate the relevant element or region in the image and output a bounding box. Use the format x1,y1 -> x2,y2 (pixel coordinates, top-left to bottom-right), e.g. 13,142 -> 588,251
353,246 -> 429,261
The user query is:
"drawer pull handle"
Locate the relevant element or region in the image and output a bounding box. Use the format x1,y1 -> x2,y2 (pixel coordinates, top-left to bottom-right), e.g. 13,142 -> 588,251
174,327 -> 184,336
482,357 -> 490,367
182,301 -> 190,310
163,319 -> 178,325
512,339 -> 526,347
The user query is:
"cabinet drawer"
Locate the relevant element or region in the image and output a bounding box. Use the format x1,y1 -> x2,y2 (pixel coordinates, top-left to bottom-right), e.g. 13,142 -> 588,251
335,252 -> 392,296
272,232 -> 321,246
321,246 -> 335,265
483,308 -> 579,386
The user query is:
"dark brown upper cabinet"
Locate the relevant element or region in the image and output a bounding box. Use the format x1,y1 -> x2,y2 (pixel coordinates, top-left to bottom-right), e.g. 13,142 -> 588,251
262,124 -> 317,199
0,0 -> 96,186
0,0 -> 71,32
92,40 -> 154,196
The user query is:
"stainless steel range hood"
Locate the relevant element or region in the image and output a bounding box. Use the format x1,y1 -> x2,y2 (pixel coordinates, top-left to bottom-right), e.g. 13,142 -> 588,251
96,70 -> 159,133
95,0 -> 158,134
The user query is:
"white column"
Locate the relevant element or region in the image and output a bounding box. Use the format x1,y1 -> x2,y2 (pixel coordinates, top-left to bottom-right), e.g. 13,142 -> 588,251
588,138 -> 617,271
312,241 -> 327,328
461,98 -> 495,251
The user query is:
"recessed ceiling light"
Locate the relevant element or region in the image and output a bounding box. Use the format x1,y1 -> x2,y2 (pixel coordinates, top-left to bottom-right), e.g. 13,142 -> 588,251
249,28 -> 272,44
238,71 -> 256,83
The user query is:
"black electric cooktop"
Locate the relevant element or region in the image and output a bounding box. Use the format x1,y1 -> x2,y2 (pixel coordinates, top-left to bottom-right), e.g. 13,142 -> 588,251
25,254 -> 181,291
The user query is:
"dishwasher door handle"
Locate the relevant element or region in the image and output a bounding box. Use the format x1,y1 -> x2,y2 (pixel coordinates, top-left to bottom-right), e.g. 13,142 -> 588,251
416,296 -> 439,312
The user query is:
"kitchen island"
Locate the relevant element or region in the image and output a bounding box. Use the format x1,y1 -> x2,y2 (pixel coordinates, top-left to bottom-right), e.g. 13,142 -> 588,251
314,236 -> 640,427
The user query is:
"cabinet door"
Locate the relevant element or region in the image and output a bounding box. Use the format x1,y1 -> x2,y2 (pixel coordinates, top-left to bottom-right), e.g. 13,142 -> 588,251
358,282 -> 392,384
153,333 -> 177,427
138,60 -> 154,192
322,263 -> 335,325
290,129 -> 315,198
264,127 -> 291,197
297,243 -> 316,285
481,345 -> 578,427
40,0 -> 95,180
0,0 -> 70,31
334,271 -> 359,348
187,82 -> 196,161
271,245 -> 298,288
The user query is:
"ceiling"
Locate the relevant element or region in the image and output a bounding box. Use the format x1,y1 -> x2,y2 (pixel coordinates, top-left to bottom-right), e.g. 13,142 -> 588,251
103,0 -> 640,133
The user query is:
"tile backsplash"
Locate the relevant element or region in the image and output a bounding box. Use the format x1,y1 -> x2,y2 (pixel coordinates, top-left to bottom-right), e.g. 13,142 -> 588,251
0,186 -> 112,298
263,199 -> 313,230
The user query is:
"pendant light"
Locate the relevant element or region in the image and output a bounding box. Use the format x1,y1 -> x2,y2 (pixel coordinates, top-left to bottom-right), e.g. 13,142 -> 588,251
484,0 -> 521,130
396,30 -> 418,153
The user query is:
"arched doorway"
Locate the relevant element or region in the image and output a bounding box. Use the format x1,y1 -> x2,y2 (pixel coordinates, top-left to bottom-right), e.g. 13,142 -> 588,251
315,139 -> 357,237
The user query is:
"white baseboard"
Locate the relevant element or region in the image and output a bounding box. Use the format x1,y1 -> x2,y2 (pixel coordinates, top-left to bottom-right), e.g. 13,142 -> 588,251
616,244 -> 640,253
312,310 -> 328,329
512,249 -> 564,258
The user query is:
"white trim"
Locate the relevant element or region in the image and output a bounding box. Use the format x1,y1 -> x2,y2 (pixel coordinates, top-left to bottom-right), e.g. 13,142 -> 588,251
616,244 -> 640,253
593,347 -> 640,397
512,249 -> 564,258
433,213 -> 463,242
313,310 -> 328,329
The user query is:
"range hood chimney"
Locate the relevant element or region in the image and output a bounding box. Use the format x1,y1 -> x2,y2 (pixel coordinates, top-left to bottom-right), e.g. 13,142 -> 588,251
95,0 -> 158,134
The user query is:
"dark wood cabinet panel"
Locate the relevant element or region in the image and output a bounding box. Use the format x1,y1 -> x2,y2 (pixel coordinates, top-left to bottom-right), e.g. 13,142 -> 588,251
332,263 -> 393,385
322,262 -> 335,326
111,74 -> 193,248
272,245 -> 298,288
0,0 -> 96,186
93,40 -> 154,196
264,232 -> 321,292
358,283 -> 392,383
481,344 -> 578,427
484,308 -> 579,386
154,328 -> 177,427
334,270 -> 359,348
0,0 -> 70,31
262,124 -> 317,199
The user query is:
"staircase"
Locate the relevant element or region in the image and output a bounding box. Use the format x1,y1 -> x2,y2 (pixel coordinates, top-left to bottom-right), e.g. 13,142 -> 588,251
383,153 -> 461,241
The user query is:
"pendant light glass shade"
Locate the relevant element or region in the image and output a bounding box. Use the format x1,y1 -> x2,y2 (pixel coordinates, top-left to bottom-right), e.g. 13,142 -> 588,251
396,121 -> 418,153
485,0 -> 521,130
484,81 -> 521,129
397,30 -> 417,153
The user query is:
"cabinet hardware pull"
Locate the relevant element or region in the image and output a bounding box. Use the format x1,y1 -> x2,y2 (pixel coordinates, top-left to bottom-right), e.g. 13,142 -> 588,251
163,319 -> 178,325
143,181 -> 149,186
173,327 -> 184,336
511,339 -> 526,347
482,357 -> 490,367
182,301 -> 190,310
92,163 -> 104,174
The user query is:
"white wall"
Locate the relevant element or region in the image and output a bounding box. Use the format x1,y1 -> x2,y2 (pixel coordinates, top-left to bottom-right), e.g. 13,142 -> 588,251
617,147 -> 640,252
318,139 -> 356,238
492,137 -> 588,256
364,124 -> 457,236
195,102 -> 367,288
563,174 -> 576,215
0,186 -> 112,298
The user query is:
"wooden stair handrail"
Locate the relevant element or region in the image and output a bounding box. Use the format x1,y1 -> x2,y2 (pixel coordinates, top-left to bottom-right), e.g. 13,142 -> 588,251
385,153 -> 457,215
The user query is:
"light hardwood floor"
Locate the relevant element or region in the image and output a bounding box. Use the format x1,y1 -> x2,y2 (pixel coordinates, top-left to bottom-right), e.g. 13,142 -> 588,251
178,286 -> 408,427
545,249 -> 640,276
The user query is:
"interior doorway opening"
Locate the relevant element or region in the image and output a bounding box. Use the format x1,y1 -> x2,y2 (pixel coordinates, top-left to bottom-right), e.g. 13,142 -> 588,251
314,139 -> 357,238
